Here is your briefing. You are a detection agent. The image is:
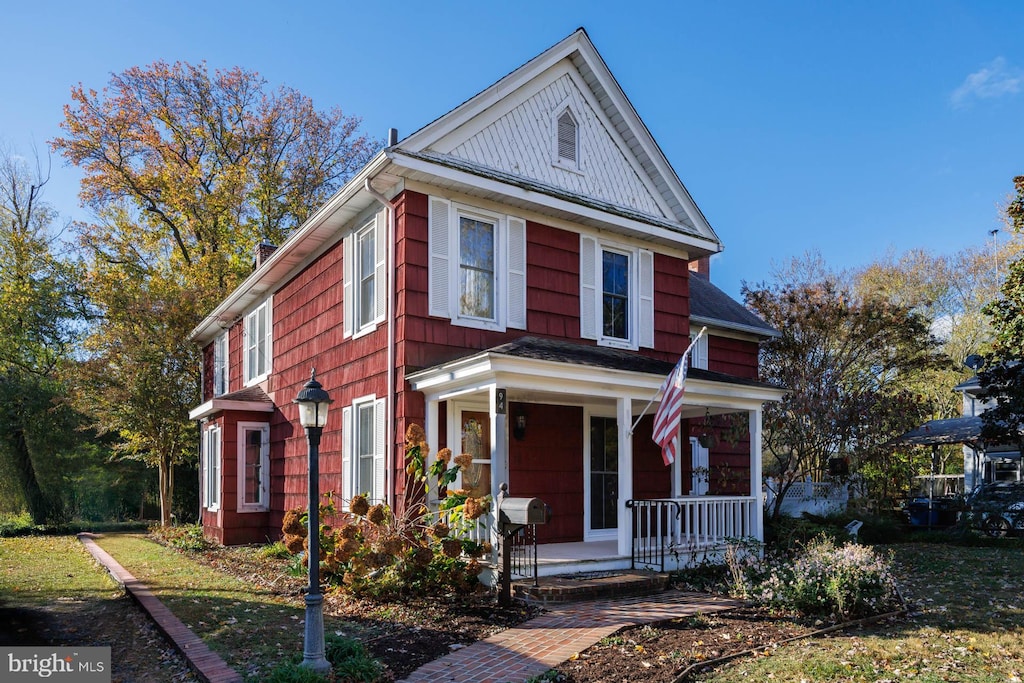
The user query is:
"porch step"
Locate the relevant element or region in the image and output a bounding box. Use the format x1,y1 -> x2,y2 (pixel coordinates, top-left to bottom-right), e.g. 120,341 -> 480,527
512,570 -> 669,605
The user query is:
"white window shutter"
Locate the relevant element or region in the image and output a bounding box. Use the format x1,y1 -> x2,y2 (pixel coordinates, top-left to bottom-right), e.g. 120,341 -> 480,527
374,212 -> 387,323
342,406 -> 353,502
428,196 -> 451,318
373,398 -> 386,503
579,235 -> 598,340
507,216 -> 527,329
342,234 -> 354,337
639,248 -> 655,348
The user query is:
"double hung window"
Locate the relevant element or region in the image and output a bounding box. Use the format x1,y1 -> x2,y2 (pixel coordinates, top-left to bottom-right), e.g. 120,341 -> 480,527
427,197 -> 526,331
342,396 -> 385,504
244,300 -> 271,384
238,423 -> 269,512
202,424 -> 221,511
212,333 -> 228,396
580,235 -> 654,350
344,215 -> 385,337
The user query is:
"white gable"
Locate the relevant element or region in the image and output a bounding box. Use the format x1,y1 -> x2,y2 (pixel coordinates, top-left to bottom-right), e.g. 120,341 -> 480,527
439,69 -> 667,220
394,29 -> 720,250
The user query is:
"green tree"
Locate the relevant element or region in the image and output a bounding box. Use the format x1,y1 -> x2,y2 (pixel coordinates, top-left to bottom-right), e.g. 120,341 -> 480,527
980,176 -> 1024,444
0,143 -> 87,523
745,257 -> 944,516
53,62 -> 378,525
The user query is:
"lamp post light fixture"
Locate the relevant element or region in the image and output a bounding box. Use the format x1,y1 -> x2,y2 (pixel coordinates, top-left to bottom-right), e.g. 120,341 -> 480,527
293,368 -> 333,674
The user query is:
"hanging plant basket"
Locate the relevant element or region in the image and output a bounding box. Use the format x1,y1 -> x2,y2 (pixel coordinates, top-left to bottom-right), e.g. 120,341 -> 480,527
698,433 -> 717,449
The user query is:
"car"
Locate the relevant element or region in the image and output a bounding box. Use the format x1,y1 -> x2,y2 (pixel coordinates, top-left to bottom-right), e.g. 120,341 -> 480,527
965,481 -> 1024,537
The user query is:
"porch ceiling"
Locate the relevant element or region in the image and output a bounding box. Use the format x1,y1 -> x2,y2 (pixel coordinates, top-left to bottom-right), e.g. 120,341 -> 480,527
406,336 -> 785,415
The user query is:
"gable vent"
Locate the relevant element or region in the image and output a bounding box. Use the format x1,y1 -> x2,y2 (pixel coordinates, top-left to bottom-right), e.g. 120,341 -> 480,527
557,110 -> 577,163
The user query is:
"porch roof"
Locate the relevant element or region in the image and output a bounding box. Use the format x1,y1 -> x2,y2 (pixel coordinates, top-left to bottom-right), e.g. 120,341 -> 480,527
406,336 -> 785,414
188,386 -> 275,421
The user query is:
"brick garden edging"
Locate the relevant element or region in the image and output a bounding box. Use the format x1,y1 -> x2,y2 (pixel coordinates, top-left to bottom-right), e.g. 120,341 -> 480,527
77,533 -> 243,683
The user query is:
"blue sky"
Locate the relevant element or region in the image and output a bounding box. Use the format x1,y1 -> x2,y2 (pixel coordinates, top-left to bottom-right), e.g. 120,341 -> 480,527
2,1 -> 1022,300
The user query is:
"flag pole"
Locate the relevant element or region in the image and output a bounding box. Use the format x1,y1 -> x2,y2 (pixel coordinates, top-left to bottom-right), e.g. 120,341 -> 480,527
629,326 -> 706,435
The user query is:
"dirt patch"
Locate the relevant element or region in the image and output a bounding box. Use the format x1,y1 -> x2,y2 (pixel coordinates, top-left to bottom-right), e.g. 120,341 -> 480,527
0,595 -> 199,683
547,606 -> 816,683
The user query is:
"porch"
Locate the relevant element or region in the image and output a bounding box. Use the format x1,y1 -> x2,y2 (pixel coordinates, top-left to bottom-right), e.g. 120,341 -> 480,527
464,494 -> 759,579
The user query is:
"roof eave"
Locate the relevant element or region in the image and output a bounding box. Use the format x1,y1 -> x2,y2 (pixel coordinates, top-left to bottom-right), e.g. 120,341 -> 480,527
188,150 -> 391,346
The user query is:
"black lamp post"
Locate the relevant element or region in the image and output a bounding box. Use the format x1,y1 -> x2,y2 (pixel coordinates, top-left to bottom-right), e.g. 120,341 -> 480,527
293,369 -> 333,674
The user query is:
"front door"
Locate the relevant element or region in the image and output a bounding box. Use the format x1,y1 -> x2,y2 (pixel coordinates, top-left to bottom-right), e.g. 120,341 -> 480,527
587,414 -> 618,539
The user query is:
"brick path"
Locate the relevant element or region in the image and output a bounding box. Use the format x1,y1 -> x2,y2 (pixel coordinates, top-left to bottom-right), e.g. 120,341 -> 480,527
398,591 -> 741,683
77,533 -> 243,683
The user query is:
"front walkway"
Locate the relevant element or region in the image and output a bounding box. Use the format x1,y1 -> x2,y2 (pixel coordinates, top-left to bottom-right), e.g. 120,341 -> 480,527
398,590 -> 741,683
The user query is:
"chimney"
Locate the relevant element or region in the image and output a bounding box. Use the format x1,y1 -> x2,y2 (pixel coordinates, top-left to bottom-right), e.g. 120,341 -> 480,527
254,240 -> 278,270
689,256 -> 710,277
387,128 -> 399,147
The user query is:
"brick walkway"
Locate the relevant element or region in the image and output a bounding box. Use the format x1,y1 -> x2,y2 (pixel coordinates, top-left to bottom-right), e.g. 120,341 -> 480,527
77,533 -> 243,683
398,591 -> 741,683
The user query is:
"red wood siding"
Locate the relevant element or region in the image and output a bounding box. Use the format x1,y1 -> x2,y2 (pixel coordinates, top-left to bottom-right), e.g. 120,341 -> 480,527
707,335 -> 759,380
632,415 -> 671,500
508,403 -> 584,543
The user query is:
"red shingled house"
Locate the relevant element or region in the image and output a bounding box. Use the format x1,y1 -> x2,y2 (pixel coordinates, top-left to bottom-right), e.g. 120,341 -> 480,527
188,28 -> 784,574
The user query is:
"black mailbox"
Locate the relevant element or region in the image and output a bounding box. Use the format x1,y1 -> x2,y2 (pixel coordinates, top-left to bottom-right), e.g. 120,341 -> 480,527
499,497 -> 548,527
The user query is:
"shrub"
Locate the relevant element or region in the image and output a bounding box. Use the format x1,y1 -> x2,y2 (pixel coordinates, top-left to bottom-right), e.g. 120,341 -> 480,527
750,535 -> 900,620
256,541 -> 293,560
325,634 -> 385,682
148,523 -> 217,553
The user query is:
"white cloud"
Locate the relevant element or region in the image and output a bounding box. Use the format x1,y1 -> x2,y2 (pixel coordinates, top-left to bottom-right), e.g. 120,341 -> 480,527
951,57 -> 1024,107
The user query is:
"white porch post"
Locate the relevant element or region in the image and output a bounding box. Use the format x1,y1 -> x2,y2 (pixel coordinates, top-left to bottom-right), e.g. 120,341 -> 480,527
617,397 -> 633,557
425,398 -> 440,506
749,409 -> 764,543
489,385 -> 508,491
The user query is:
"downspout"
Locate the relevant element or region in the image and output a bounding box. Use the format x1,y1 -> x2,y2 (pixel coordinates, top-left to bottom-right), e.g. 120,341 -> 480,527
364,131 -> 399,509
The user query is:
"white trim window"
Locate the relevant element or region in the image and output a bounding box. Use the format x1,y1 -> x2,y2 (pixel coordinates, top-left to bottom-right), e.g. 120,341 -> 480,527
580,235 -> 654,350
212,332 -> 228,397
244,299 -> 272,385
427,197 -> 526,331
237,422 -> 270,512
342,395 -> 386,504
343,214 -> 386,337
689,331 -> 709,370
202,424 -> 221,511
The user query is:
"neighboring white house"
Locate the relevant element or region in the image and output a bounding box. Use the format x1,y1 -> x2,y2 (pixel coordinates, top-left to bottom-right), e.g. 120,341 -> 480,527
892,373 -> 1022,493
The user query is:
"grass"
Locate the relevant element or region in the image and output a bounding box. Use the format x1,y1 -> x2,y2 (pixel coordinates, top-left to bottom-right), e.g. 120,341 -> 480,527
0,535 -> 121,606
700,542 -> 1024,682
91,533 -> 357,681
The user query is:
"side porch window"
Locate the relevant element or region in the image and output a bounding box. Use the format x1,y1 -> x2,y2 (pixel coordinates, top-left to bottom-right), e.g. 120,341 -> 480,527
238,422 -> 270,512
202,424 -> 221,511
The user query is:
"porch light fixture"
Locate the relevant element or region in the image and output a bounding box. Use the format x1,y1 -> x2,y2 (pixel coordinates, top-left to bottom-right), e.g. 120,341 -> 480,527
293,368 -> 333,674
513,411 -> 527,440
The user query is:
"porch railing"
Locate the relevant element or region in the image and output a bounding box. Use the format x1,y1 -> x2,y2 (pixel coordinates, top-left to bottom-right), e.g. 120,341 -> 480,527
627,496 -> 757,571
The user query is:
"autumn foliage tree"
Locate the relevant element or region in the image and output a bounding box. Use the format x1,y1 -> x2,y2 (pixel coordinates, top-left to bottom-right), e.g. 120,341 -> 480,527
53,61 -> 378,524
745,259 -> 944,516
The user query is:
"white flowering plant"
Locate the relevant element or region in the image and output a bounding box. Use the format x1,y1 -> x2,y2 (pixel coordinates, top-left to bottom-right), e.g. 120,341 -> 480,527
747,535 -> 900,620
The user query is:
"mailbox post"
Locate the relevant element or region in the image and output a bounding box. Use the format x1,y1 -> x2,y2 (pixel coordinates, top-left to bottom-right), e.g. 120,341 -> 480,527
497,483 -> 549,606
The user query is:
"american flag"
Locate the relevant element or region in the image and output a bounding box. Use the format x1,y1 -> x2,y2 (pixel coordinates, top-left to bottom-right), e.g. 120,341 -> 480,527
651,346 -> 694,466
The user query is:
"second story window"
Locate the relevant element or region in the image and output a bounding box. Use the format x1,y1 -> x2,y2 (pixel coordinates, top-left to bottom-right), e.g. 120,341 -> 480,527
581,235 -> 654,350
244,299 -> 272,385
459,215 -> 496,320
427,196 -> 526,331
212,332 -> 228,397
344,215 -> 385,337
602,249 -> 630,340
689,331 -> 709,370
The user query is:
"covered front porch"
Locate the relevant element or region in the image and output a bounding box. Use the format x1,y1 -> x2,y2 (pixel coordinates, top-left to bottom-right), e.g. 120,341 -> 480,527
406,337 -> 785,576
